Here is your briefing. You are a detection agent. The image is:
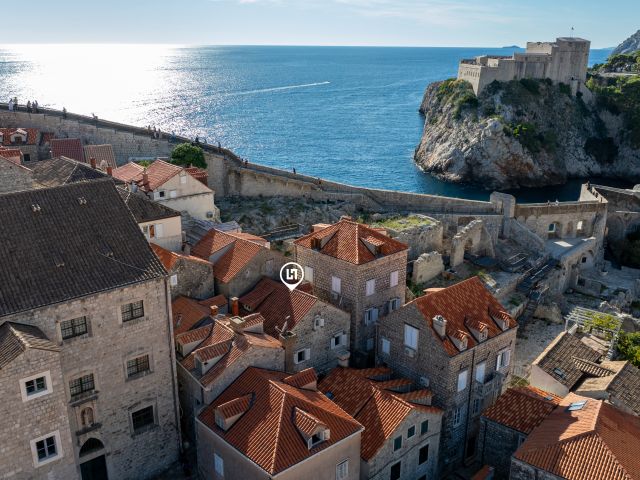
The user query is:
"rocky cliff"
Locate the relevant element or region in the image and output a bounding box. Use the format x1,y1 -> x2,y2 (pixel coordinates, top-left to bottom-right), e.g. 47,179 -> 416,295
414,78 -> 640,189
612,29 -> 640,55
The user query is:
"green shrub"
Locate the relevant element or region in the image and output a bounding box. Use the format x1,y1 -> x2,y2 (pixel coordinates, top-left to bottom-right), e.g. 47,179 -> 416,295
436,79 -> 478,119
558,83 -> 571,95
519,78 -> 540,94
618,331 -> 640,367
589,76 -> 640,147
170,143 -> 206,169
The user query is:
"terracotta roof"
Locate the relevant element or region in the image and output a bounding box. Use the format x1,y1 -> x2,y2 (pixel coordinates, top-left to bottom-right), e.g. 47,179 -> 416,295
227,231 -> 270,247
294,219 -> 408,265
150,243 -> 211,272
534,332 -> 602,389
410,277 -> 518,356
50,138 -> 85,162
180,321 -> 235,371
185,166 -> 208,185
192,228 -> 238,259
213,240 -> 264,283
293,407 -> 326,436
217,394 -> 253,419
239,277 -> 317,336
283,368 -> 318,389
132,159 -> 183,192
172,296 -> 211,335
482,386 -> 561,434
196,341 -> 231,362
0,322 -> 59,369
0,128 -> 38,145
198,295 -> 228,309
175,323 -> 214,348
83,144 -> 117,169
514,393 -> 640,480
198,367 -> 363,475
319,367 -> 442,461
0,147 -> 23,164
112,161 -> 144,183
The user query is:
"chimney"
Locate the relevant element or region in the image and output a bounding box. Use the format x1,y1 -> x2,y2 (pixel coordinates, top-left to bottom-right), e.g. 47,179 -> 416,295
142,172 -> 149,186
230,297 -> 239,317
90,157 -> 96,169
210,305 -> 219,318
183,243 -> 191,256
106,166 -> 113,176
176,313 -> 183,328
433,315 -> 447,338
337,351 -> 350,368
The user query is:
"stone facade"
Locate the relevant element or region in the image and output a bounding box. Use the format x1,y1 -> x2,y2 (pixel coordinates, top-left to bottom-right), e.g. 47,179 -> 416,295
169,256 -> 215,300
450,220 -> 495,268
151,169 -> 220,222
509,458 -> 563,480
478,418 -> 525,479
140,215 -> 182,252
0,156 -> 34,193
294,247 -> 407,366
378,301 -> 517,474
1,278 -> 180,480
215,248 -> 287,298
411,252 -> 444,284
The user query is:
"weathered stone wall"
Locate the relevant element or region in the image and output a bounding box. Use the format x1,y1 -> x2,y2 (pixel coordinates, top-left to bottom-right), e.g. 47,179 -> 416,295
215,248 -> 287,298
384,219 -> 443,261
478,418 -> 524,480
412,252 -> 444,284
510,458 -> 563,480
170,257 -> 215,300
450,220 -> 495,268
0,158 -> 34,193
1,278 -> 180,480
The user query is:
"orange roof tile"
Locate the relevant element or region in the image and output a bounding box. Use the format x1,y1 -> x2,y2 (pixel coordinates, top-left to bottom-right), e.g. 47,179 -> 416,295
318,367 -> 442,461
198,367 -> 363,475
239,277 -> 317,336
176,324 -> 214,348
482,386 -> 561,434
133,159 -> 183,191
227,231 -> 270,247
150,243 -> 212,272
0,128 -> 39,145
217,394 -> 253,419
411,277 -> 518,356
213,240 -> 264,283
196,341 -> 231,362
294,219 -> 407,265
293,407 -> 326,436
50,138 -> 84,162
185,166 -> 208,185
192,228 -> 238,259
180,321 -> 235,371
198,295 -> 228,309
283,368 -> 318,389
112,161 -> 145,183
514,393 -> 640,480
83,144 -> 117,169
0,147 -> 23,164
172,295 -> 211,335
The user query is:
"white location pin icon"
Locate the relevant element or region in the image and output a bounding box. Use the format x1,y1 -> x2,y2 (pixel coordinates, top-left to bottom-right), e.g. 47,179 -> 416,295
280,262 -> 304,292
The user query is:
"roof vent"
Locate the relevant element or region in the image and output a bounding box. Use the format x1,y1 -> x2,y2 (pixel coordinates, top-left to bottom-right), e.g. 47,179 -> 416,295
77,196 -> 87,205
567,400 -> 587,411
31,203 -> 41,213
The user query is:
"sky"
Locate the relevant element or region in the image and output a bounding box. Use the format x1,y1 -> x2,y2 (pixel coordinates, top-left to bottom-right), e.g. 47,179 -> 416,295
1,0 -> 637,48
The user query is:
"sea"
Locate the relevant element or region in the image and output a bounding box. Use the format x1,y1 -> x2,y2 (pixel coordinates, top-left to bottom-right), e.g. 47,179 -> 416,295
0,44 -> 626,202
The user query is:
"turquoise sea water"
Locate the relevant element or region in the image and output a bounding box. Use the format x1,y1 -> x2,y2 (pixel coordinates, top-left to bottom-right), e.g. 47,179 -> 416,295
0,45 -> 623,201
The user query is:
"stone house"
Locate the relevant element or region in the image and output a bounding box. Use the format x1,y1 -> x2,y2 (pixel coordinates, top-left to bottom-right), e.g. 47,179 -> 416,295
0,127 -> 40,162
294,218 -> 409,366
196,367 -> 363,480
0,179 -> 180,480
238,277 -> 351,374
0,154 -> 34,193
151,243 -> 215,299
112,159 -> 220,221
511,393 -> 640,480
171,296 -> 284,438
50,138 -> 85,163
377,277 -> 518,473
477,386 -> 560,479
193,228 -> 287,298
319,367 -> 443,480
83,144 -> 117,170
31,156 -> 115,188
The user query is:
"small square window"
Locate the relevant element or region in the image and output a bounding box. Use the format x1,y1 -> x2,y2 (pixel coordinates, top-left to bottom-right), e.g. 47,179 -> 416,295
420,420 -> 429,435
26,376 -> 47,396
295,348 -> 310,364
407,425 -> 416,438
121,300 -> 144,322
131,405 -> 155,432
393,435 -> 402,451
60,316 -> 88,340
35,436 -> 57,461
127,355 -> 150,378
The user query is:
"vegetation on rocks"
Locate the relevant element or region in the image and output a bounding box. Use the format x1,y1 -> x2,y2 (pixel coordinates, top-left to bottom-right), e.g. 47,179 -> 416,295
170,142 -> 207,169
436,79 -> 478,118
617,331 -> 640,367
592,52 -> 640,74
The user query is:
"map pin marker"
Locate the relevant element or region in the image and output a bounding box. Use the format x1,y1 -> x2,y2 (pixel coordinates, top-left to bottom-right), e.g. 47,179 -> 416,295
280,262 -> 304,292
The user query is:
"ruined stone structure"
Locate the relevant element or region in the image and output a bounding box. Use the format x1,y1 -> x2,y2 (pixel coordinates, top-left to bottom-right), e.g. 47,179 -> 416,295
592,184 -> 640,244
458,37 -> 590,95
412,252 -> 445,285
450,219 -> 495,268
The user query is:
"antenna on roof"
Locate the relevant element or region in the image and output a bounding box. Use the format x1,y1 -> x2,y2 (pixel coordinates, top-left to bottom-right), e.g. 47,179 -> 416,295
570,26 -> 575,38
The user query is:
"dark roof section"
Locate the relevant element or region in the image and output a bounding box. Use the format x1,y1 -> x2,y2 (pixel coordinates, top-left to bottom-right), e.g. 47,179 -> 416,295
117,187 -> 180,223
31,157 -> 114,188
0,322 -> 59,369
50,138 -> 85,163
607,362 -> 640,416
0,179 -> 166,317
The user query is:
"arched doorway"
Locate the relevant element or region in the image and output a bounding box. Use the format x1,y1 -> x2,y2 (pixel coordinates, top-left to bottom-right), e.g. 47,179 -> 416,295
79,438 -> 108,480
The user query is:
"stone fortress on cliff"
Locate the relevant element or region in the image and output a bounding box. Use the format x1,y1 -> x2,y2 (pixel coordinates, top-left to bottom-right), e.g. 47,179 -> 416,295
457,37 -> 590,95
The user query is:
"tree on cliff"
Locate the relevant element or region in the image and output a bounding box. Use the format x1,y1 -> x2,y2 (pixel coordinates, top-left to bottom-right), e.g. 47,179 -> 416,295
170,143 -> 206,169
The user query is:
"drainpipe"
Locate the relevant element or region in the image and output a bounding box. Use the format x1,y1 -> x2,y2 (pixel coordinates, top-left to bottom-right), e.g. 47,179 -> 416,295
163,277 -> 183,455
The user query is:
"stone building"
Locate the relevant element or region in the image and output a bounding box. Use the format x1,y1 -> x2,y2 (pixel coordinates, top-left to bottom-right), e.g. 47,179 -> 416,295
477,386 -> 560,479
458,37 -> 590,95
0,180 -> 180,480
319,367 -> 443,480
0,154 -> 34,193
511,393 -> 640,480
238,277 -> 351,374
193,228 -> 287,298
83,144 -> 117,170
196,367 -> 363,480
294,218 -> 409,366
151,243 -> 215,299
377,277 -> 518,473
112,159 -> 220,221
0,127 -> 40,162
31,156 -> 114,188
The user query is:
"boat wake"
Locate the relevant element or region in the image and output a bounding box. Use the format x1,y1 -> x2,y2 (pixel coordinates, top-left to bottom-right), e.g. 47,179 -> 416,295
228,81 -> 330,96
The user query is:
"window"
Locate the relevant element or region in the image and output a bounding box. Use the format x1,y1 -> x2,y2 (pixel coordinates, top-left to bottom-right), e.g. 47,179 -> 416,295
475,361 -> 486,384
170,274 -> 178,286
407,425 -> 416,438
420,420 -> 429,435
419,444 -> 429,465
390,461 -> 401,480
60,316 -> 88,340
295,348 -> 311,364
336,460 -> 349,480
496,349 -> 511,370
404,324 -> 418,350
366,337 -> 374,351
457,369 -> 468,392
158,190 -> 166,198
473,398 -> 482,415
121,300 -> 144,322
169,189 -> 177,199
214,453 -> 224,476
180,173 -> 187,185
331,333 -> 347,349
33,434 -> 58,465
390,270 -> 399,287
69,374 -> 95,397
581,256 -> 587,263
127,354 -> 150,378
331,276 -> 341,294
388,297 -> 401,312
364,308 -> 378,326
366,279 -> 376,296
453,406 -> 463,427
23,153 -> 31,162
381,337 -> 391,355
548,223 -> 556,232
393,435 -> 402,451
131,405 -> 155,432
304,266 -> 314,283
21,371 -> 52,402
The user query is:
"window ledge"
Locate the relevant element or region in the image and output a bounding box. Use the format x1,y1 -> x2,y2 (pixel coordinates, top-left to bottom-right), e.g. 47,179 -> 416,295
122,316 -> 148,327
61,332 -> 91,345
132,423 -> 158,437
75,423 -> 102,437
69,391 -> 98,407
126,370 -> 153,382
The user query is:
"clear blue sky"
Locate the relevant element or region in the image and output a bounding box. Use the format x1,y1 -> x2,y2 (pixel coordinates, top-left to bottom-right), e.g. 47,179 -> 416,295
2,0 -> 637,48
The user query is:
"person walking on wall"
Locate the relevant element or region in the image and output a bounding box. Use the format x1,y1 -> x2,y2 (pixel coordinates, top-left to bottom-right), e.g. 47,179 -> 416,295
8,98 -> 14,111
